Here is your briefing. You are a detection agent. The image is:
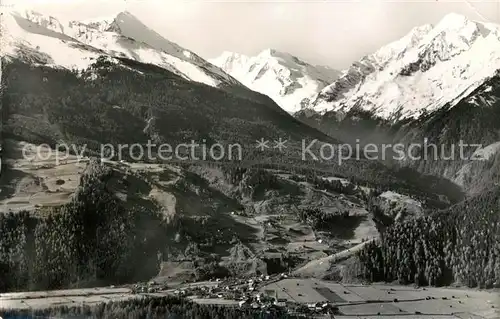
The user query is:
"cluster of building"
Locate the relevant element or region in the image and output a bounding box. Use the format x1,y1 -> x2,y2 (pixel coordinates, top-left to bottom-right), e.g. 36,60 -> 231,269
131,280 -> 166,294
130,274 -> 339,315
167,275 -> 339,316
178,275 -> 275,299
236,290 -> 338,316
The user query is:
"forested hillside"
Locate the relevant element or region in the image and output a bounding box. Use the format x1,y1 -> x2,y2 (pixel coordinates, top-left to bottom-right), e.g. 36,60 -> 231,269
0,160 -> 170,291
2,56 -> 328,150
359,187 -> 500,288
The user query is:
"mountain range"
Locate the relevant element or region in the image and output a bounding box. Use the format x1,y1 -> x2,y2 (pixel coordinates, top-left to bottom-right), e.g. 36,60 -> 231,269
0,8 -> 494,209
2,9 -> 256,95
211,49 -> 340,113
289,13 -> 500,194
307,13 -> 500,122
0,6 -> 499,294
1,8 -> 496,215
6,9 -> 497,125
211,13 -> 500,125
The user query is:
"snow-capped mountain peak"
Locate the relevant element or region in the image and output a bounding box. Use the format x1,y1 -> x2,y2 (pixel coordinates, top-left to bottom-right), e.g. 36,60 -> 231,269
434,12 -> 473,31
310,12 -> 500,121
1,9 -> 240,88
372,24 -> 433,65
79,14 -> 121,32
211,48 -> 340,113
256,48 -> 303,62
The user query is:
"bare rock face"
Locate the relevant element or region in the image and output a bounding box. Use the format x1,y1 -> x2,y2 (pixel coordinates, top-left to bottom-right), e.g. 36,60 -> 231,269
316,60 -> 377,103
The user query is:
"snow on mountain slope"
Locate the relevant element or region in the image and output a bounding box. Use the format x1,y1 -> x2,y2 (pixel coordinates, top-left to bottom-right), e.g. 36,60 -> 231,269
1,9 -> 241,88
210,49 -> 340,113
310,13 -> 500,121
77,11 -> 239,86
1,10 -> 101,69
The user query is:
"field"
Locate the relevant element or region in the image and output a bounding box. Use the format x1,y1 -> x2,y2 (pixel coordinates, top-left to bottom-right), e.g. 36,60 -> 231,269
259,279 -> 500,318
0,139 -> 184,215
1,280 -> 498,318
0,139 -> 87,212
0,287 -> 137,310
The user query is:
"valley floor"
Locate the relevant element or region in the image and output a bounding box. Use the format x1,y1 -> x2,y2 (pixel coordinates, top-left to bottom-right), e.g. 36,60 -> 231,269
1,280 -> 499,318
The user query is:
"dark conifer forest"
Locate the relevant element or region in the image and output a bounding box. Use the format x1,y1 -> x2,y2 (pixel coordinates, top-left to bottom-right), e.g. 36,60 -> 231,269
0,160 -> 169,292
1,296 -> 291,319
359,187 -> 500,288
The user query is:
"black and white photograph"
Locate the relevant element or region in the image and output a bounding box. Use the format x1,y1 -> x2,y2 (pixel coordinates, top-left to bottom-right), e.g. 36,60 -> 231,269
0,0 -> 500,318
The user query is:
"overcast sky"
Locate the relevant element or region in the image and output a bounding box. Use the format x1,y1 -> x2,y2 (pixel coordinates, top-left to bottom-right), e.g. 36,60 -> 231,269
4,0 -> 500,69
